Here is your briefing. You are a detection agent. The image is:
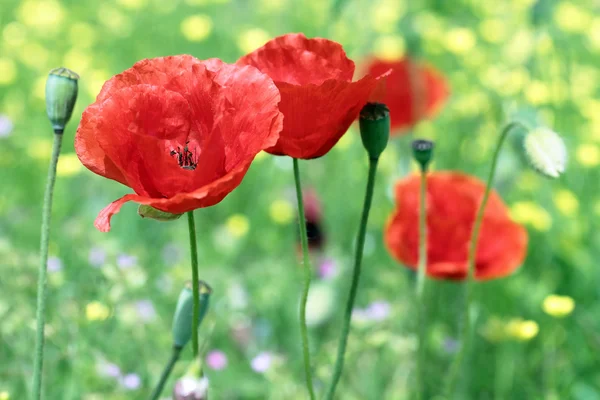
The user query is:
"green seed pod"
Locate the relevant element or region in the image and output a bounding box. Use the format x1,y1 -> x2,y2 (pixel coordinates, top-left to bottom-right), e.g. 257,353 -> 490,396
45,67 -> 79,133
359,102 -> 390,160
172,281 -> 212,349
412,139 -> 434,171
138,205 -> 183,221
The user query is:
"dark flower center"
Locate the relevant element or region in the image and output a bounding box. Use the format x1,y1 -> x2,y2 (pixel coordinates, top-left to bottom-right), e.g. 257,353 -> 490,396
170,142 -> 197,170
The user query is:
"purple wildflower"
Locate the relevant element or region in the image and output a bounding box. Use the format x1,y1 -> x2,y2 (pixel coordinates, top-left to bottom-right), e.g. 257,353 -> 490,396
47,256 -> 63,272
366,301 -> 391,322
116,253 -> 137,269
205,350 -> 228,370
250,352 -> 273,373
135,300 -> 156,322
0,115 -> 12,138
88,246 -> 106,267
121,373 -> 141,390
318,258 -> 338,279
97,361 -> 121,378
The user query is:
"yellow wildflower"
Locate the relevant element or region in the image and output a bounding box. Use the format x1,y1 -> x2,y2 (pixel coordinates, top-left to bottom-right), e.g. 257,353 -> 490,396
226,214 -> 250,238
542,294 -> 575,318
269,200 -> 294,225
86,301 -> 110,321
506,318 -> 539,341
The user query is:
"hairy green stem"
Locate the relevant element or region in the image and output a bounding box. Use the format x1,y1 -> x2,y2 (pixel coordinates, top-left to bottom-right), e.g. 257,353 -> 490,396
415,168 -> 428,400
325,157 -> 379,400
292,158 -> 316,400
149,346 -> 182,400
444,122 -> 523,398
187,211 -> 200,357
32,132 -> 64,399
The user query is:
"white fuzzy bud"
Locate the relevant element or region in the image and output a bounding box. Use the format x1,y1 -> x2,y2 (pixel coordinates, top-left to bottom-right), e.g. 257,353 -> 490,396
523,127 -> 567,178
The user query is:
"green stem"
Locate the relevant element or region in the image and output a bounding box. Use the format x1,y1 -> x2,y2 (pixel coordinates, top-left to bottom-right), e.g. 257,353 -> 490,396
292,158 -> 316,400
32,132 -> 63,399
149,346 -> 182,400
444,122 -> 523,398
415,168 -> 428,400
325,157 -> 379,400
187,211 -> 200,357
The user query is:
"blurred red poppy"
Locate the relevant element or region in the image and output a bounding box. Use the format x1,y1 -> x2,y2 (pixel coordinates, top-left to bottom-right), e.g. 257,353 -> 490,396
385,172 -> 527,280
366,57 -> 449,134
301,189 -> 325,252
238,33 -> 384,159
76,55 -> 283,232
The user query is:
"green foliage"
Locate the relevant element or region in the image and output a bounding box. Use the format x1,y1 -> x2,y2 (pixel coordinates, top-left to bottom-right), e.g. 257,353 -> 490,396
1,0 -> 600,399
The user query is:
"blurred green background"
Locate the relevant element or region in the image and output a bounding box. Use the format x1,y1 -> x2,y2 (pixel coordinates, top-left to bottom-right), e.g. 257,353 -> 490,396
1,0 -> 600,398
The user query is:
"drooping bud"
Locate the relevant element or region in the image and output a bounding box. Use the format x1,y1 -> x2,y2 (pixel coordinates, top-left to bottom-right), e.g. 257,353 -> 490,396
45,67 -> 79,133
172,281 -> 212,349
523,127 -> 567,178
359,102 -> 390,160
412,139 -> 434,171
138,204 -> 183,221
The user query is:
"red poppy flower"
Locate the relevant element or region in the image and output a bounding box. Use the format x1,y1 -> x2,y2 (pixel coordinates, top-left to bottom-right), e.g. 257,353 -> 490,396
75,55 -> 283,232
385,172 -> 527,280
237,33 -> 383,159
366,57 -> 449,134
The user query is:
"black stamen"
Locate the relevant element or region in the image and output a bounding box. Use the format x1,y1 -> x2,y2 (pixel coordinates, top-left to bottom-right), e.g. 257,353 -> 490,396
170,142 -> 198,170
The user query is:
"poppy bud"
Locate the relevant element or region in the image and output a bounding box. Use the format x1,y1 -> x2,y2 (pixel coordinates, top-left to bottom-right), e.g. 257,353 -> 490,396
172,281 -> 212,349
523,127 -> 566,178
138,204 -> 183,221
359,102 -> 390,160
412,139 -> 434,171
45,67 -> 79,133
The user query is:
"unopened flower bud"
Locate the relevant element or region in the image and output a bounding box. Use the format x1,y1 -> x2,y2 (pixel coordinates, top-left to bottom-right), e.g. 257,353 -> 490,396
45,67 -> 79,133
359,102 -> 390,160
523,127 -> 566,178
172,281 -> 212,349
412,139 -> 434,171
138,205 -> 183,221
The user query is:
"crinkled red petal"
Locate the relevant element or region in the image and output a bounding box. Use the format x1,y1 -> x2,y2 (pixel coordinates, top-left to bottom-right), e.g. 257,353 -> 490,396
265,75 -> 379,159
238,33 -> 355,85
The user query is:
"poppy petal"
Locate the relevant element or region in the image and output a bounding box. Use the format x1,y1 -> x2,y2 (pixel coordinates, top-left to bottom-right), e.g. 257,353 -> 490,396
91,84 -> 193,197
266,75 -> 379,159
75,103 -> 129,187
96,55 -> 204,103
238,33 -> 355,85
95,161 -> 252,232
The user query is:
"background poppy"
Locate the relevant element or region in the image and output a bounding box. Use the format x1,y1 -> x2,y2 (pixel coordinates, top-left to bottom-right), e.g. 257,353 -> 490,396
385,172 -> 528,280
366,57 -> 449,134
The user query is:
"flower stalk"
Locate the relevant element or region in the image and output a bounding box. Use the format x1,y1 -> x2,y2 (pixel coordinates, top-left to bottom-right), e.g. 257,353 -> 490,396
444,122 -> 524,397
292,157 -> 316,400
149,346 -> 182,400
33,67 -> 78,399
413,139 -> 434,400
325,103 -> 389,399
187,211 -> 200,357
32,132 -> 64,399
